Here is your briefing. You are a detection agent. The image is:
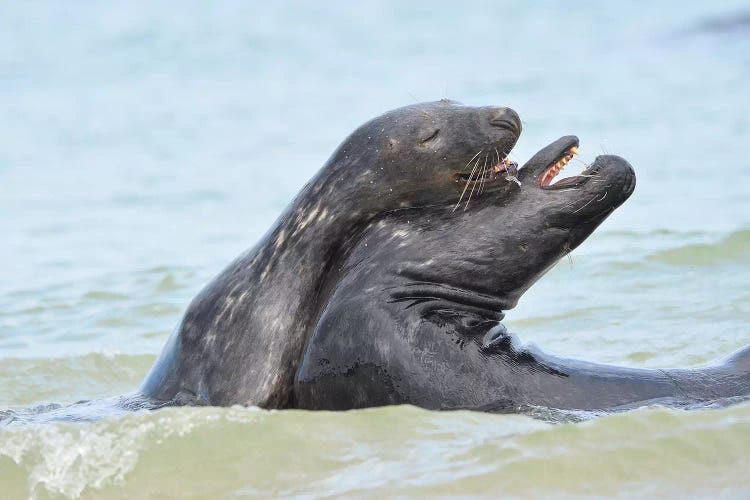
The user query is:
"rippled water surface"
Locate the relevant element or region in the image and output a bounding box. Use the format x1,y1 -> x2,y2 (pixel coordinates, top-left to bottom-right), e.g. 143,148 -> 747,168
2,1 -> 750,497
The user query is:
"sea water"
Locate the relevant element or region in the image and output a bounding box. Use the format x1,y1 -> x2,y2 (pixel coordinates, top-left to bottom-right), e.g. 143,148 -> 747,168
2,1 -> 750,497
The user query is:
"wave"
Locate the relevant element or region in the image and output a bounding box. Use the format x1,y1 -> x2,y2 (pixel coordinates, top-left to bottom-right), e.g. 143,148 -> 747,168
647,229 -> 750,266
0,353 -> 154,408
2,403 -> 750,498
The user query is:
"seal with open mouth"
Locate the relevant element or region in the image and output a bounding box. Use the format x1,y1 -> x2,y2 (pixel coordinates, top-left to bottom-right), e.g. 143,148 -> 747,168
141,100 -> 750,413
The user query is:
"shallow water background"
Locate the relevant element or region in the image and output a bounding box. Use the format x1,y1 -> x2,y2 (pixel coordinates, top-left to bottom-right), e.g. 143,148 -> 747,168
2,1 -> 750,497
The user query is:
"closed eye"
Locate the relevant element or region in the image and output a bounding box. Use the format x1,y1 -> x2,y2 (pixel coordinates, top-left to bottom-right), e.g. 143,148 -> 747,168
420,128 -> 440,144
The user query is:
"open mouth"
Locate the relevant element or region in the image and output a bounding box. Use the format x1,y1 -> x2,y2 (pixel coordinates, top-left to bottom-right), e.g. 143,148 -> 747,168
537,139 -> 596,189
539,144 -> 582,188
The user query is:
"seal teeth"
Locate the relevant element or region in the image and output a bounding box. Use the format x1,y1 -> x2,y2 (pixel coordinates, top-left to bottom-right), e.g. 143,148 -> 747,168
540,150 -> 577,187
492,157 -> 513,175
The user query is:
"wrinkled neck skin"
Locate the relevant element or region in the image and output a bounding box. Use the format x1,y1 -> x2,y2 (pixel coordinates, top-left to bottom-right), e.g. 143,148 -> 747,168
332,202 -> 750,412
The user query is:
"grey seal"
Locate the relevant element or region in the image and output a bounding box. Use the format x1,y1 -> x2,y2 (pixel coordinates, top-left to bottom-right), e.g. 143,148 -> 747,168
140,100 -> 750,412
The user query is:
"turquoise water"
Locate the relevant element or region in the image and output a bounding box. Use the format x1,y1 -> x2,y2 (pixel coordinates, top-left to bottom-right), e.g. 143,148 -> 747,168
2,1 -> 750,497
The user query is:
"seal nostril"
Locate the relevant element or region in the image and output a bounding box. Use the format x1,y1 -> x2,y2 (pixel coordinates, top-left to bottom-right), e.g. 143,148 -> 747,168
488,107 -> 522,135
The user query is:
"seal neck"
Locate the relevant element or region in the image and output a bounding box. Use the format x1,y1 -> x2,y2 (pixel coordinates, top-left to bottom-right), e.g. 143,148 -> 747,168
257,171 -> 372,324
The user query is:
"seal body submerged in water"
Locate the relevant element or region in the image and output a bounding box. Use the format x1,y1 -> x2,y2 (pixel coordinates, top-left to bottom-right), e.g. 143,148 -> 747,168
141,100 -> 750,413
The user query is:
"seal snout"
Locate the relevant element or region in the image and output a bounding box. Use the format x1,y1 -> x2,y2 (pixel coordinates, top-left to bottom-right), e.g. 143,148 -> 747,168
590,154 -> 637,199
487,107 -> 522,136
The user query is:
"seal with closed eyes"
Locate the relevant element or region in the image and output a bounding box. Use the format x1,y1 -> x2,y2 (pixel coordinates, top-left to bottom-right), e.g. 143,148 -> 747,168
140,101 -> 750,413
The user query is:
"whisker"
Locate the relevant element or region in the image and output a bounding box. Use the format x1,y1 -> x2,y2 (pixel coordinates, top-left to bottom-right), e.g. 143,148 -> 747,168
574,195 -> 598,213
464,157 -> 483,211
478,154 -> 489,194
454,155 -> 482,212
464,149 -> 484,169
560,199 -> 580,210
453,150 -> 484,212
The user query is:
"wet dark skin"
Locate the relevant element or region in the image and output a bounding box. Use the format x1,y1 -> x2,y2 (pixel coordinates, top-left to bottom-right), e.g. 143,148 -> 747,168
142,100 -> 750,412
141,100 -> 522,408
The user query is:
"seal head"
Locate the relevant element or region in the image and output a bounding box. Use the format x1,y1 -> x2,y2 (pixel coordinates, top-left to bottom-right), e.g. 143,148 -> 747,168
317,99 -> 523,213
